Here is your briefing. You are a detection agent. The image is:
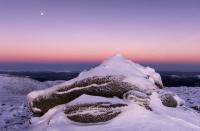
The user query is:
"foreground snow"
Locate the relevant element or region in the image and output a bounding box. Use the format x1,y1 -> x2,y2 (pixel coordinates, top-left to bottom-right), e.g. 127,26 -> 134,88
0,75 -> 64,131
27,55 -> 200,131
1,85 -> 199,131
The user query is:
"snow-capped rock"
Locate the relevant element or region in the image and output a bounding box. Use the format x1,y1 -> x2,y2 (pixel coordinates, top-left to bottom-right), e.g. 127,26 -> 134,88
27,54 -> 200,131
27,54 -> 163,114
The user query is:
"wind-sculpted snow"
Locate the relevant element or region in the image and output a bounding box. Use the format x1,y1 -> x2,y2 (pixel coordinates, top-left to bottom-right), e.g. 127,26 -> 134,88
27,54 -> 200,131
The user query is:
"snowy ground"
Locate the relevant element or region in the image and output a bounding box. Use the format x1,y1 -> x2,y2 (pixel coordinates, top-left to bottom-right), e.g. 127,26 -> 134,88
0,75 -> 64,131
28,92 -> 200,131
0,75 -> 200,131
164,86 -> 200,112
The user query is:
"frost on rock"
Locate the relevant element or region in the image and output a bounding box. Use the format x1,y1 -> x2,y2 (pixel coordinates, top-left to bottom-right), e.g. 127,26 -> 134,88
27,54 -> 200,131
27,54 -> 162,114
64,102 -> 127,123
28,75 -> 134,115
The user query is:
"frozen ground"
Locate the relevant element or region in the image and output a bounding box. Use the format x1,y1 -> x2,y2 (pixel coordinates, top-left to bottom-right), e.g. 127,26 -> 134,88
1,85 -> 199,131
0,75 -> 64,131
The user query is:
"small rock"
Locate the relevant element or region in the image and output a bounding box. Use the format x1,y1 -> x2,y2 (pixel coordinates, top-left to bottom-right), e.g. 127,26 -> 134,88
160,93 -> 178,108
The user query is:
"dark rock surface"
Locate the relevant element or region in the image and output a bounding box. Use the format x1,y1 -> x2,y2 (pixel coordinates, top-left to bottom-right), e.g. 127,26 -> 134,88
29,75 -> 134,115
64,102 -> 127,123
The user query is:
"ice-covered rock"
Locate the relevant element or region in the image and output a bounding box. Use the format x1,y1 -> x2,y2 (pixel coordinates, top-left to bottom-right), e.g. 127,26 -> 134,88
27,54 -> 200,131
27,54 -> 162,115
28,75 -> 133,114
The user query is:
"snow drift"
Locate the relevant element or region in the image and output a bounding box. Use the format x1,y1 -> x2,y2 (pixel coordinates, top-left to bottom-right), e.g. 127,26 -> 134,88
27,54 -> 200,131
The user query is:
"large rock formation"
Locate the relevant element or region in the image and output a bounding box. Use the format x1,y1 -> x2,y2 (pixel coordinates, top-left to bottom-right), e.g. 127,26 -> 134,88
28,54 -> 163,116
28,75 -> 133,115
27,55 -> 200,131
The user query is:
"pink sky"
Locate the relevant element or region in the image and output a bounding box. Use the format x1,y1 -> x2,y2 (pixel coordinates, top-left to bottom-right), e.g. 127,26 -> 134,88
1,31 -> 200,63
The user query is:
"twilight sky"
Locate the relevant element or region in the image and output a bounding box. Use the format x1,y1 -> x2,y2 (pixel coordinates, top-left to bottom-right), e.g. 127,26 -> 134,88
0,0 -> 200,71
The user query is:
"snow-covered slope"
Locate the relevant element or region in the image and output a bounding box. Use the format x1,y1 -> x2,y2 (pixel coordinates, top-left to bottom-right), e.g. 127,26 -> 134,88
0,75 -> 46,92
27,54 -> 200,131
0,75 -> 64,131
0,75 -> 49,104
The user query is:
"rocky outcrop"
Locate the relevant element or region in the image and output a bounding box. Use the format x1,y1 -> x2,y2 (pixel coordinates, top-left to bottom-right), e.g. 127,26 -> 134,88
28,54 -> 184,124
28,75 -> 135,115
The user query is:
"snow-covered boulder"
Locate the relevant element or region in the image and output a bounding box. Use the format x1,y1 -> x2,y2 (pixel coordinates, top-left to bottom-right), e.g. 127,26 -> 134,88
27,54 -> 162,115
28,75 -> 133,114
27,54 -> 200,131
